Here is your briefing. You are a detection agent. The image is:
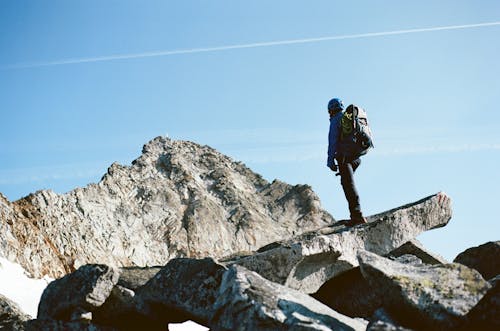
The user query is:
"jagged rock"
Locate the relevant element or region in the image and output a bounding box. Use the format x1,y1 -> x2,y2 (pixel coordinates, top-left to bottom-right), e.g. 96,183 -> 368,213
358,250 -> 491,330
454,241 -> 500,280
464,275 -> 500,330
225,193 -> 452,293
0,294 -> 31,330
37,264 -> 119,322
211,265 -> 368,331
0,137 -> 332,278
388,239 -> 447,265
135,258 -> 227,327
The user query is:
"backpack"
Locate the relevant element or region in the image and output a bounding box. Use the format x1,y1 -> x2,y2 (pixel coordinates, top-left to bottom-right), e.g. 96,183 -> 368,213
339,104 -> 374,158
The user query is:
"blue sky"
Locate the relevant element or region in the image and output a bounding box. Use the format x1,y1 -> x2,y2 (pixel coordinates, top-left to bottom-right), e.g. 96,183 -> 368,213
1,1 -> 499,261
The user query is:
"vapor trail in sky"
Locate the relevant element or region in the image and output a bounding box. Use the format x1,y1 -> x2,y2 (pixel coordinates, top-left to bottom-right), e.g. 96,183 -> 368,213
3,21 -> 500,69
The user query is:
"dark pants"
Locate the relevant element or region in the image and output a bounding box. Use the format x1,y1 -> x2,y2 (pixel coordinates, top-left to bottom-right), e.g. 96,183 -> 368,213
337,157 -> 363,220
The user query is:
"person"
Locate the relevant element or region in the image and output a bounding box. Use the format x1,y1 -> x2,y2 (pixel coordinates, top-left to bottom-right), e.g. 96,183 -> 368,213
327,97 -> 367,226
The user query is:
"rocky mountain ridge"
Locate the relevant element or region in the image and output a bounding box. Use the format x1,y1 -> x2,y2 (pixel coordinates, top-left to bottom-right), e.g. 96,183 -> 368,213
0,137 -> 498,330
0,137 -> 331,278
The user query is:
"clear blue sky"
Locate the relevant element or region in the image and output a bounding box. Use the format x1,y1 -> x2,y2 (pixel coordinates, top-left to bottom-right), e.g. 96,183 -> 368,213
1,0 -> 499,261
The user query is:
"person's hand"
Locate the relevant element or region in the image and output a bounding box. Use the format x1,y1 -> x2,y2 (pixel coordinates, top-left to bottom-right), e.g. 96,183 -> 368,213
330,164 -> 338,172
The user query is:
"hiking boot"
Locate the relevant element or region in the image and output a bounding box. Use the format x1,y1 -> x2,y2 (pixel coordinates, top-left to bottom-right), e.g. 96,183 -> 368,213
344,217 -> 367,227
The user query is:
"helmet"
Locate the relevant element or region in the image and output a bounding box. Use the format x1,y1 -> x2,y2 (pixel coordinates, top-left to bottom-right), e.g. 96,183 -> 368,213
328,98 -> 344,112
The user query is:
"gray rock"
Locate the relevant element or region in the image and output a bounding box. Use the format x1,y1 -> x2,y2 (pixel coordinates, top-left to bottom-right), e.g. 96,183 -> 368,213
454,241 -> 500,280
211,265 -> 368,331
464,275 -> 500,330
388,239 -> 447,265
0,294 -> 30,330
135,257 -> 227,326
226,192 -> 452,293
312,243 -> 443,319
358,250 -> 491,330
0,137 -> 332,279
37,264 -> 119,321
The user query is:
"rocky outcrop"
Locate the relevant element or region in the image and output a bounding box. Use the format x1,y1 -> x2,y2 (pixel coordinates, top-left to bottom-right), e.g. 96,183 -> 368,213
454,241 -> 500,280
0,294 -> 31,330
358,250 -> 491,330
0,137 -> 332,278
224,192 -> 452,293
31,259 -> 368,331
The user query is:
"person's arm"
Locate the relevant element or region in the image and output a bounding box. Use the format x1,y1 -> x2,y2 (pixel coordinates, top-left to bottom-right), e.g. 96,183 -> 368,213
327,116 -> 339,170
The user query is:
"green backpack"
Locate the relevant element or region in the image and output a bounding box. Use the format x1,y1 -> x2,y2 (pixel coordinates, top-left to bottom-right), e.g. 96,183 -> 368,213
340,104 -> 374,157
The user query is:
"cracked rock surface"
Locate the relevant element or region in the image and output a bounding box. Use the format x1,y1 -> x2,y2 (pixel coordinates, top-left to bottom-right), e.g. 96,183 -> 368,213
0,137 -> 332,278
225,192 -> 452,293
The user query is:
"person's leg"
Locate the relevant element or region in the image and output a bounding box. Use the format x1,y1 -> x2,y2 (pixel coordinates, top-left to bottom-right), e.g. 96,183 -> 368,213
339,159 -> 363,221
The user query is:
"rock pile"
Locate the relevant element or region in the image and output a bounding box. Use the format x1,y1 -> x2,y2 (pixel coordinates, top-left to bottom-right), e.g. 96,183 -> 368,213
0,137 -> 498,330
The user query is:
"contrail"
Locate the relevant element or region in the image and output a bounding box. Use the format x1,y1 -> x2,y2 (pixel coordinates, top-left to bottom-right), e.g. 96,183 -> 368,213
4,21 -> 500,69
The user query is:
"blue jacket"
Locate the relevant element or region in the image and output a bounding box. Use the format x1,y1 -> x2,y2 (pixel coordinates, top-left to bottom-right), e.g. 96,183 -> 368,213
327,111 -> 343,167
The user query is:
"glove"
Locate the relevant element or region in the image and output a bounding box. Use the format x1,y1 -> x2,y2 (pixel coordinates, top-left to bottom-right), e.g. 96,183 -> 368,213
329,164 -> 338,172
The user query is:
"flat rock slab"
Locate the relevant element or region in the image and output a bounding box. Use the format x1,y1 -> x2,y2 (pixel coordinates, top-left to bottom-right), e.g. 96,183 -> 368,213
388,239 -> 447,265
358,250 -> 491,330
226,192 -> 452,293
454,241 -> 500,280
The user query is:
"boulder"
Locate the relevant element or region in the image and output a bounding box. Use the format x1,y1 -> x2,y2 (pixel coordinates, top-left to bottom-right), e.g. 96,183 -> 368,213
37,264 -> 119,321
464,275 -> 500,330
312,246 -> 437,319
226,192 -> 452,293
92,266 -> 164,329
211,265 -> 368,331
358,250 -> 491,330
454,241 -> 500,280
0,294 -> 30,330
312,267 -> 381,319
0,137 -> 332,279
135,258 -> 227,327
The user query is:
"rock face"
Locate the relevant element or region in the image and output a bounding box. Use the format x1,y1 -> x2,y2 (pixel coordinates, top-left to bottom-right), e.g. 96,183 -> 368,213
0,137 -> 332,278
224,192 -> 452,293
358,250 -> 491,330
454,241 -> 500,280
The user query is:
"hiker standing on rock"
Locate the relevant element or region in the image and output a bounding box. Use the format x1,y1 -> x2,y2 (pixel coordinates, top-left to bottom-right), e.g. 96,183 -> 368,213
327,98 -> 374,226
